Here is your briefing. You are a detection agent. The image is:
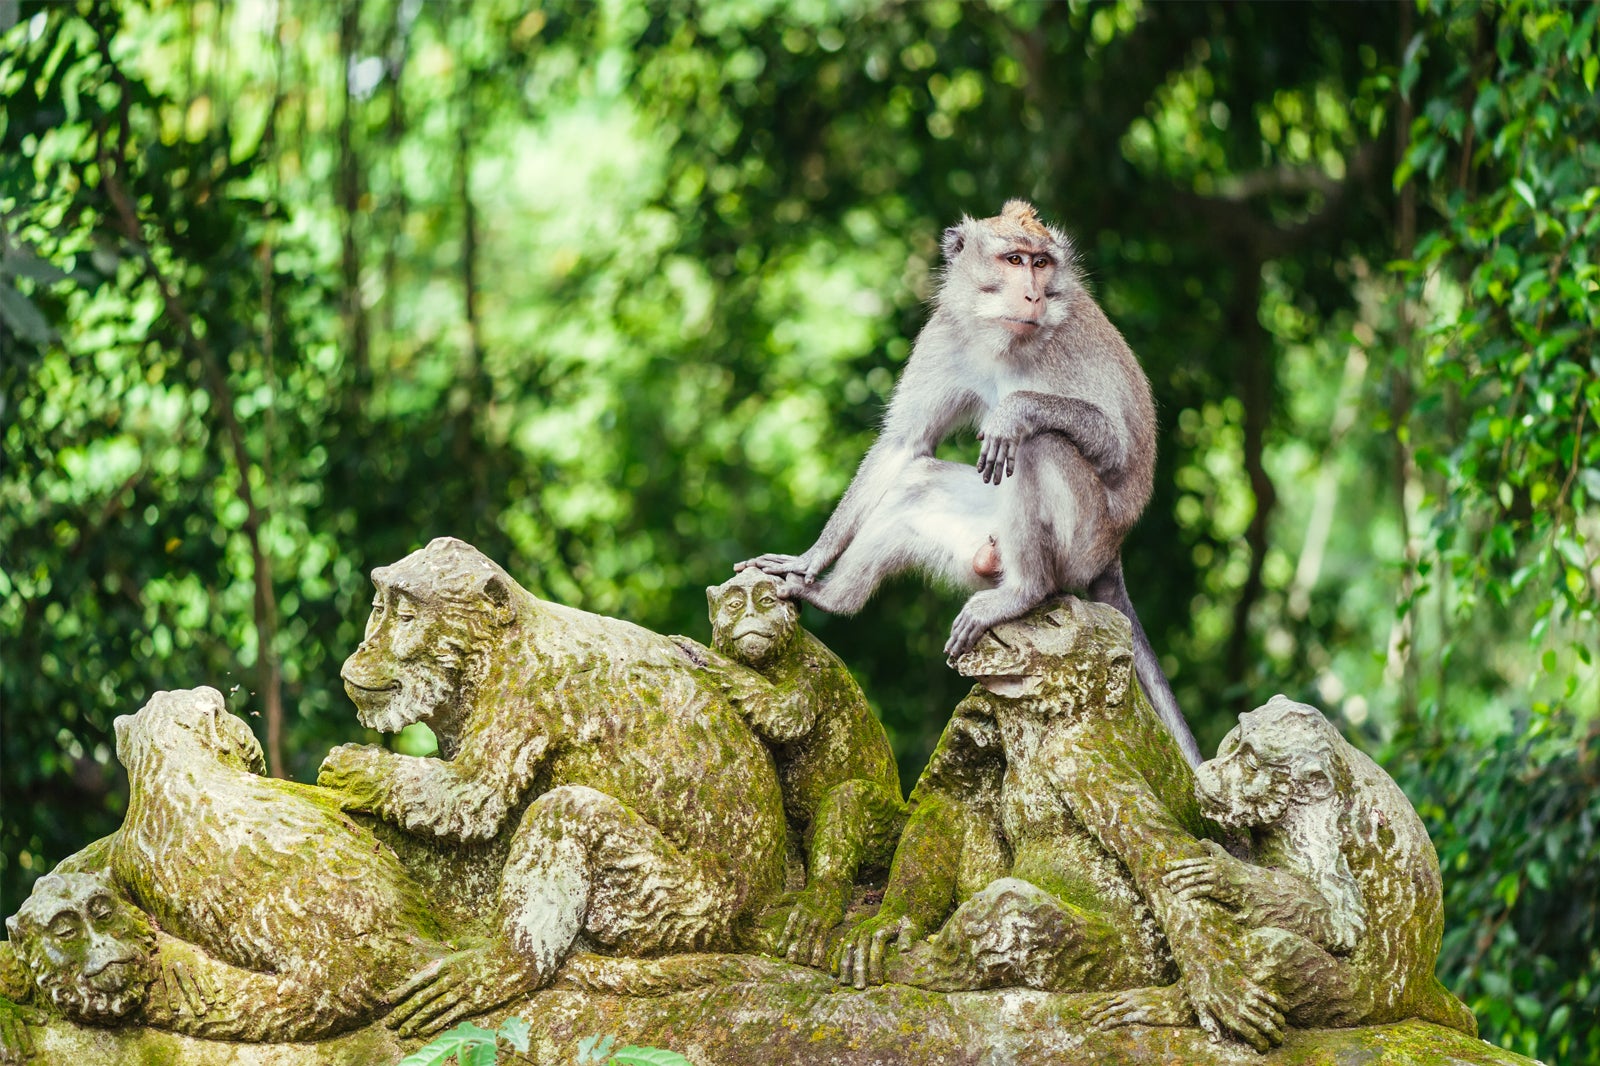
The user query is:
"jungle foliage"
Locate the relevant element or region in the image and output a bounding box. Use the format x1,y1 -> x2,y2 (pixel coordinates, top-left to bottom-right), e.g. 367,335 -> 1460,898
1,0 -> 1595,1059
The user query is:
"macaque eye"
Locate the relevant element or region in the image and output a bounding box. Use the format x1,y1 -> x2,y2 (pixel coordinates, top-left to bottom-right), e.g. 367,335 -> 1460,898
1006,253 -> 1024,266
1033,256 -> 1050,269
396,606 -> 417,623
86,896 -> 114,921
49,916 -> 79,940
758,595 -> 777,608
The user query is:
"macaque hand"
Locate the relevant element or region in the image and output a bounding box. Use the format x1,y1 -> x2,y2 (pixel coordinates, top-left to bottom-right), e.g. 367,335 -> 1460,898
155,950 -> 220,1018
831,911 -> 922,990
976,401 -> 1030,485
316,744 -> 388,811
735,551 -> 822,584
1165,840 -> 1250,907
945,600 -> 997,658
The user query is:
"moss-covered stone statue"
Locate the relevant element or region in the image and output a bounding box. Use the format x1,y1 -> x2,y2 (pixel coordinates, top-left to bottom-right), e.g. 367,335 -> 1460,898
1088,694 -> 1476,1038
0,544 -> 1517,1066
701,568 -> 906,966
313,537 -> 787,1034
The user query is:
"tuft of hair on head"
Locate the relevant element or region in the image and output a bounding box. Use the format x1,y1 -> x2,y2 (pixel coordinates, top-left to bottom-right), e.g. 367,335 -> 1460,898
1000,199 -> 1050,239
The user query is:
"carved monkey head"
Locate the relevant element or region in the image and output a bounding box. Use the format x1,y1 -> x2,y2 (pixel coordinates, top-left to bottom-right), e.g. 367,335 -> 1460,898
707,569 -> 799,670
113,685 -> 266,778
1195,695 -> 1349,829
7,870 -> 157,1024
939,200 -> 1078,341
342,537 -> 518,735
952,598 -> 1133,714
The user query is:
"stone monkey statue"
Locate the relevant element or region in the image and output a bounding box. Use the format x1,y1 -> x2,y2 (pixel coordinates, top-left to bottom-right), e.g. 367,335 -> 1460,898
739,200 -> 1201,767
316,537 -> 787,1035
1088,695 -> 1477,1040
701,568 -> 906,967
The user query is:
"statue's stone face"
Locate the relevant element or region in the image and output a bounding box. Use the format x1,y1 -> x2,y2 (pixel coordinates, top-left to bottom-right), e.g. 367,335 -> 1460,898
341,538 -> 516,735
708,571 -> 798,670
6,871 -> 156,1024
113,686 -> 265,777
1195,696 -> 1339,828
950,600 -> 1131,711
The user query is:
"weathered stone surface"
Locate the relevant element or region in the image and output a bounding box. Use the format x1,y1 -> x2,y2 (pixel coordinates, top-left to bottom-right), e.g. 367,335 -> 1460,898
18,976 -> 1539,1066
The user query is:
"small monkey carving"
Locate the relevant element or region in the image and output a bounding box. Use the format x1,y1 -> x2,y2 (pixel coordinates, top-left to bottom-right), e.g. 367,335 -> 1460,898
740,200 -> 1201,766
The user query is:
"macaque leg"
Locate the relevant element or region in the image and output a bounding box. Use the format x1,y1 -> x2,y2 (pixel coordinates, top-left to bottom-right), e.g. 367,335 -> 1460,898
888,877 -> 1123,992
781,780 -> 908,968
1242,927 -> 1371,1029
793,458 -> 997,615
948,435 -> 1111,655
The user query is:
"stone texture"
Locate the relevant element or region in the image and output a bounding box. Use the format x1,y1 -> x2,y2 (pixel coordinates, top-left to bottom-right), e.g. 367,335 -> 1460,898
18,976 -> 1539,1066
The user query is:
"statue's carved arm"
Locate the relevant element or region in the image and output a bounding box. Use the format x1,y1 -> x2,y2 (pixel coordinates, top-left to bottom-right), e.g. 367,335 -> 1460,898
1046,741 -> 1287,1051
319,709 -> 552,843
1166,843 -> 1366,955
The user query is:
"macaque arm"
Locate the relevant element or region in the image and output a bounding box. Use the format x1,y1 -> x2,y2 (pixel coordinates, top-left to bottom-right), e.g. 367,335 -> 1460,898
713,661 -> 818,744
804,344 -> 980,569
875,791 -> 968,932
1224,865 -> 1364,953
993,390 -> 1128,479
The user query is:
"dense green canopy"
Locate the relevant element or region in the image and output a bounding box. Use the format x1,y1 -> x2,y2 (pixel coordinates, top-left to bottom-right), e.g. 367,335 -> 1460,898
1,1 -> 1595,1058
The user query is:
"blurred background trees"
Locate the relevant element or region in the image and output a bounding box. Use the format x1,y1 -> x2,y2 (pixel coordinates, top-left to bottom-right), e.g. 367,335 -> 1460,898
1,0 -> 1594,1058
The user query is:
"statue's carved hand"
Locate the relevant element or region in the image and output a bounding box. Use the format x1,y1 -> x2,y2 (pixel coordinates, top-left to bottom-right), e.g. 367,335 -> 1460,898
316,744 -> 387,811
0,997 -> 44,1066
1179,948 -> 1285,1052
830,910 -> 922,991
385,944 -> 538,1038
1084,984 -> 1197,1031
777,886 -> 848,971
976,398 -> 1030,484
1165,840 -> 1252,909
153,949 -> 219,1018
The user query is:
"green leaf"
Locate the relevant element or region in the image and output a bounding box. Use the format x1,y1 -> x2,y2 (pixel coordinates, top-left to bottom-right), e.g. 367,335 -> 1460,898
1585,54 -> 1598,94
609,1047 -> 697,1066
497,1017 -> 531,1054
396,1022 -> 501,1066
1511,177 -> 1536,211
461,1042 -> 497,1066
578,1035 -> 616,1065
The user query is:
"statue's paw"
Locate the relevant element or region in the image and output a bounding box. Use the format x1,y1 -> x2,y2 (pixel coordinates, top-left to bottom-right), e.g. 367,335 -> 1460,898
778,891 -> 846,970
1190,974 -> 1285,1053
385,945 -> 540,1038
0,998 -> 42,1065
1085,985 -> 1195,1031
831,912 -> 920,991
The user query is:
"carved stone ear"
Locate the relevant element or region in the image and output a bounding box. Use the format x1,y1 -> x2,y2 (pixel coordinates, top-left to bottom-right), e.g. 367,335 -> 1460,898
706,586 -> 718,611
1104,649 -> 1133,706
483,574 -> 516,627
1298,762 -> 1337,801
941,223 -> 967,261
4,914 -> 18,941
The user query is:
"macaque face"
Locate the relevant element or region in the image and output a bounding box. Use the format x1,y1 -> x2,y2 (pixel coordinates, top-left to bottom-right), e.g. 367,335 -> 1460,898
341,584 -> 462,733
1194,727 -> 1297,829
942,200 -> 1074,341
952,602 -> 1130,712
7,872 -> 156,1023
708,572 -> 798,669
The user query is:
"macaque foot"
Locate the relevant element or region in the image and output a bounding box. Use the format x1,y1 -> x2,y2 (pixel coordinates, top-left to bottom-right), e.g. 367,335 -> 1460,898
945,590 -> 1031,658
385,943 -> 541,1038
777,886 -> 848,970
1085,984 -> 1197,1031
831,911 -> 922,991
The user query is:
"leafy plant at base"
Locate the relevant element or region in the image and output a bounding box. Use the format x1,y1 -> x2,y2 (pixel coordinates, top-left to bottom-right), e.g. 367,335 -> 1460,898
396,1017 -> 529,1066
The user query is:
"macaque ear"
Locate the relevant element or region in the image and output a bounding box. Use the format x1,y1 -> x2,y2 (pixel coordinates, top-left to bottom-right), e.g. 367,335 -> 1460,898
941,223 -> 967,261
482,574 -> 516,627
706,586 -> 718,610
1297,760 -> 1337,800
4,914 -> 17,940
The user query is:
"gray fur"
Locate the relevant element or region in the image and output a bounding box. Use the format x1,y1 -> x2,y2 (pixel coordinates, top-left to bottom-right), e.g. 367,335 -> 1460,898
739,201 -> 1200,767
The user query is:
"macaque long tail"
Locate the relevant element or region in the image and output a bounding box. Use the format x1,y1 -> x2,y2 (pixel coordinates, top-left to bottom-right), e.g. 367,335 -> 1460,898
1089,561 -> 1204,768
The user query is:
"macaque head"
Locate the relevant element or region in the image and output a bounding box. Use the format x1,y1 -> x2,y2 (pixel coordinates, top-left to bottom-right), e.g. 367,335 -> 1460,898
342,537 -> 518,734
1195,695 -> 1348,829
113,686 -> 266,778
952,598 -> 1132,713
707,569 -> 799,670
7,870 -> 157,1024
938,200 -> 1077,340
